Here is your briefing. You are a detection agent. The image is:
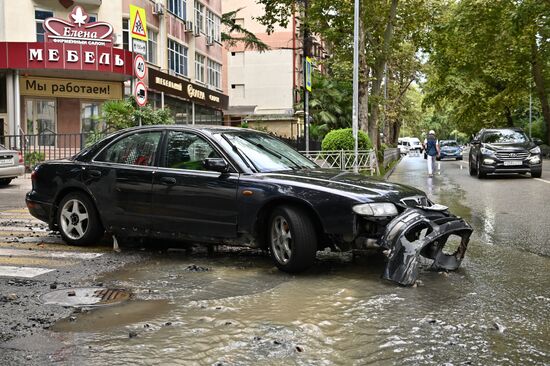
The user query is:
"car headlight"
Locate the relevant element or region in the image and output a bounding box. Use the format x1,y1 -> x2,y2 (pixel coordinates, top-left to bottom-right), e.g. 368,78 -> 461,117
353,203 -> 398,217
530,146 -> 541,154
480,147 -> 495,156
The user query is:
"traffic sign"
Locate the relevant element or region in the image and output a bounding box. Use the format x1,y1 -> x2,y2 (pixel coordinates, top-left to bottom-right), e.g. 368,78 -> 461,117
305,57 -> 312,92
132,38 -> 147,55
134,54 -> 146,80
129,5 -> 147,41
134,81 -> 147,106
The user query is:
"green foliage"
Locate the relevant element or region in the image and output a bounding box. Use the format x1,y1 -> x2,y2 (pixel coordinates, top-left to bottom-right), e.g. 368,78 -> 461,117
24,151 -> 45,170
85,129 -> 105,147
102,98 -> 174,131
321,128 -> 372,151
222,8 -> 269,52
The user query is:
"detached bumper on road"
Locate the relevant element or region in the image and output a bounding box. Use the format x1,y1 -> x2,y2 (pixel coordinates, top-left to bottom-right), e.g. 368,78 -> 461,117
381,208 -> 473,286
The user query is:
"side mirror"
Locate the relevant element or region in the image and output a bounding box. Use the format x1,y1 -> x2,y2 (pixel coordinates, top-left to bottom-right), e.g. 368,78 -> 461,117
533,138 -> 543,146
203,158 -> 229,173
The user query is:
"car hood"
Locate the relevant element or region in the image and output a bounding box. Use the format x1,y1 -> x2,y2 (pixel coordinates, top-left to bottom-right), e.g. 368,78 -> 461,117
261,169 -> 425,202
482,142 -> 534,151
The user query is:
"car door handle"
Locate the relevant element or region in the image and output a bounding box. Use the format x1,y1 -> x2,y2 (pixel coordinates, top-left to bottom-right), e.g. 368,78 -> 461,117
88,169 -> 102,178
159,177 -> 176,185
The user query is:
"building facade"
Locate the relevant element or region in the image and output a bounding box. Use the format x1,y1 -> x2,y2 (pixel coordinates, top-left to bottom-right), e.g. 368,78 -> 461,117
0,0 -> 227,146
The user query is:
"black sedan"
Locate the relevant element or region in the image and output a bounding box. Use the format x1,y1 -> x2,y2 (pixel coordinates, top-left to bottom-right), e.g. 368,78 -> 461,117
26,126 -> 472,286
469,128 -> 543,178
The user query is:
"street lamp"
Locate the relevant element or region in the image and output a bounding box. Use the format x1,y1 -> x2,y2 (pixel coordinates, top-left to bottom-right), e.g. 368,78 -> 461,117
352,0 -> 360,172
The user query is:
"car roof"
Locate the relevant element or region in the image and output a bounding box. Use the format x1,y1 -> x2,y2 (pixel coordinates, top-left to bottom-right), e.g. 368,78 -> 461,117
118,124 -> 262,135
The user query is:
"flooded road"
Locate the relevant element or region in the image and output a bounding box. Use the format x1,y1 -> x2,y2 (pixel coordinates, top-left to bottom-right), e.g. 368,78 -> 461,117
3,158 -> 550,365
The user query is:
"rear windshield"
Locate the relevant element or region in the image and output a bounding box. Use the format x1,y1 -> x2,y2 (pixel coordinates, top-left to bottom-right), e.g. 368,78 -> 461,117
482,130 -> 528,143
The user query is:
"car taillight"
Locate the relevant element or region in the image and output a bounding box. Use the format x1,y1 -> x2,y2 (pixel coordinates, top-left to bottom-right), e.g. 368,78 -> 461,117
31,170 -> 37,181
18,151 -> 23,164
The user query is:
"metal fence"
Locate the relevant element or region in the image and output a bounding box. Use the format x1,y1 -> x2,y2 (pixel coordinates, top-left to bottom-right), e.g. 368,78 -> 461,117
300,149 -> 379,175
383,148 -> 401,168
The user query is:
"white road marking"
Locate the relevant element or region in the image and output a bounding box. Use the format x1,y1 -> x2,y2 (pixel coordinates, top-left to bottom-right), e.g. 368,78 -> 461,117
0,248 -> 103,260
535,178 -> 550,185
0,266 -> 54,278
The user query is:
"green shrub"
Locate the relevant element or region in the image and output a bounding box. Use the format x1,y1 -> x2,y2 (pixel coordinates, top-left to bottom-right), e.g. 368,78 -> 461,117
321,128 -> 372,151
24,151 -> 45,170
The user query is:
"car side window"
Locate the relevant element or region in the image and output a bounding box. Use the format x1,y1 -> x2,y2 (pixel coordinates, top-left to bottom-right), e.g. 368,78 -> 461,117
96,132 -> 162,166
164,131 -> 220,171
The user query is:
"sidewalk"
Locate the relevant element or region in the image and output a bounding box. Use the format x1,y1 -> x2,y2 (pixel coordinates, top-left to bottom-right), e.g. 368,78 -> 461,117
0,176 -> 32,211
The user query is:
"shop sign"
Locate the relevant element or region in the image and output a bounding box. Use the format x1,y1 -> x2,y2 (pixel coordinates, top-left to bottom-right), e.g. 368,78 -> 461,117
20,76 -> 123,100
44,6 -> 114,46
0,42 -> 133,76
148,69 -> 228,110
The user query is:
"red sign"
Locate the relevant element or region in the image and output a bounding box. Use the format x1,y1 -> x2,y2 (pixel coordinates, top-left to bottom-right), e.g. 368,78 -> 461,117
0,42 -> 133,76
134,54 -> 146,80
44,6 -> 114,46
134,81 -> 147,106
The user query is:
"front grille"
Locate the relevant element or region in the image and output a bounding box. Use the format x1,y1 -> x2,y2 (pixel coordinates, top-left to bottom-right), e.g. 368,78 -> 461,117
496,151 -> 528,160
401,196 -> 431,208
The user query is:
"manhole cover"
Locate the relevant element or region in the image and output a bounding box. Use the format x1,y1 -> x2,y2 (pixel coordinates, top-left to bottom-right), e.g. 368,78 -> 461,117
40,287 -> 131,307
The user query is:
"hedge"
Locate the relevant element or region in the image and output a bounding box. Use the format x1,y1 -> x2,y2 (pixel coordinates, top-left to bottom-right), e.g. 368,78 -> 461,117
321,128 -> 372,151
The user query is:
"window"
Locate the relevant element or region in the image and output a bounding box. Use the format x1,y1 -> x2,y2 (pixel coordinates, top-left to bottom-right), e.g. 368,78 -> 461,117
195,53 -> 205,83
164,131 -> 220,170
147,29 -> 158,65
25,99 -> 56,146
35,10 -> 54,42
97,132 -> 162,166
88,14 -> 97,22
205,10 -> 221,42
168,39 -> 188,77
81,102 -> 104,135
194,1 -> 204,34
207,59 -> 221,89
168,0 -> 186,19
122,18 -> 129,51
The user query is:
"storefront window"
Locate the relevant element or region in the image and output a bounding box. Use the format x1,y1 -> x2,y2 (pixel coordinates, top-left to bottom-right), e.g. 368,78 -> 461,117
35,10 -> 54,42
81,102 -> 104,135
168,39 -> 188,77
195,53 -> 205,84
25,99 -> 56,146
147,29 -> 158,65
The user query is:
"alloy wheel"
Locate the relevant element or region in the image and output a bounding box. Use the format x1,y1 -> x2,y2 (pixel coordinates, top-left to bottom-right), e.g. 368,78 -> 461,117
271,216 -> 292,265
60,199 -> 89,240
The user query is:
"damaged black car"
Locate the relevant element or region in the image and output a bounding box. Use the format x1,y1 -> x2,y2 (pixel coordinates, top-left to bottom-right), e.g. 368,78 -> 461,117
26,126 -> 472,286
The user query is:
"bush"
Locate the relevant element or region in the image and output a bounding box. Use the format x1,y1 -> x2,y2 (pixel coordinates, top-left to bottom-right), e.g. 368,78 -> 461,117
321,128 -> 372,151
24,151 -> 45,170
540,144 -> 550,158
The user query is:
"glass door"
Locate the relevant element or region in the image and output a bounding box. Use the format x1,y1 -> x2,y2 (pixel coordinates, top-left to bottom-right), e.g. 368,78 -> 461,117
25,99 -> 56,146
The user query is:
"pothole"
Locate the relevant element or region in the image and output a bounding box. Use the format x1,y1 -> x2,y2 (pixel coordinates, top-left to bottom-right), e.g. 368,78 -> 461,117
40,287 -> 131,307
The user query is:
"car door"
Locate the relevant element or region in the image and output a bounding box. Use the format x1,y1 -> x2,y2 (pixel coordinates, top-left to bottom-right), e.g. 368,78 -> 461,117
151,130 -> 239,239
87,130 -> 163,235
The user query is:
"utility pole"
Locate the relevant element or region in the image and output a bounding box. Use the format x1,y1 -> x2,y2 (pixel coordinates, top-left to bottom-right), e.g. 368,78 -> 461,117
303,0 -> 310,153
529,79 -> 532,138
352,0 -> 360,172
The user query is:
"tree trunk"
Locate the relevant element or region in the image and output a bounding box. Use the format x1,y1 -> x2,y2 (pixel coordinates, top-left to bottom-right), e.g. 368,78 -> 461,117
532,41 -> 550,143
505,106 -> 514,127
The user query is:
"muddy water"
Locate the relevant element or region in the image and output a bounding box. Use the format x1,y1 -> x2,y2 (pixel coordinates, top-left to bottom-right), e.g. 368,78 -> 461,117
45,168 -> 550,365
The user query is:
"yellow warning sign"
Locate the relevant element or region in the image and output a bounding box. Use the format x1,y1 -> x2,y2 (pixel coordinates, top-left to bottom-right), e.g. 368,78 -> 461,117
130,5 -> 147,41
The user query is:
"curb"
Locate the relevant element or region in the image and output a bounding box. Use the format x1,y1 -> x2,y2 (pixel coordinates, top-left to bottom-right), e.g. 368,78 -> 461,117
383,156 -> 403,180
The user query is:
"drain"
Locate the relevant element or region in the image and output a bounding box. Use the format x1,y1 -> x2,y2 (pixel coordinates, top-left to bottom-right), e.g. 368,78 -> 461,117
40,287 -> 131,307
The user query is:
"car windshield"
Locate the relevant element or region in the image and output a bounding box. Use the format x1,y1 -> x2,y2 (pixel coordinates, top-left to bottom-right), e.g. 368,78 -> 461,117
482,130 -> 528,143
441,141 -> 458,147
221,132 -> 318,172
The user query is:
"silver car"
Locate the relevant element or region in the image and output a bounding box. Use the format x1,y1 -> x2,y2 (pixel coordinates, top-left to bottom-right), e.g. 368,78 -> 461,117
0,144 -> 25,185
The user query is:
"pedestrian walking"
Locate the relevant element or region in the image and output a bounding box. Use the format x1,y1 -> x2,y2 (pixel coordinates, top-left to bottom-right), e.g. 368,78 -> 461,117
423,130 -> 440,177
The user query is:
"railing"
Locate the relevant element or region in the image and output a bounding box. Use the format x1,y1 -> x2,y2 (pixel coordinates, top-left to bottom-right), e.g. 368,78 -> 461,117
1,132 -> 106,169
383,148 -> 401,168
300,149 -> 379,175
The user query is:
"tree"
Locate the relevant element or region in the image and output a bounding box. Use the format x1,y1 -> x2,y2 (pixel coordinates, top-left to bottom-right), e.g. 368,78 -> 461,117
102,98 -> 174,131
222,8 -> 269,52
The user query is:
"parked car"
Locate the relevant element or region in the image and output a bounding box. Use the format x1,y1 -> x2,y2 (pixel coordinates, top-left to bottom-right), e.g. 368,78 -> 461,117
397,138 -> 410,155
26,126 -> 473,286
0,144 -> 24,185
469,128 -> 543,178
438,140 -> 463,161
398,137 -> 422,155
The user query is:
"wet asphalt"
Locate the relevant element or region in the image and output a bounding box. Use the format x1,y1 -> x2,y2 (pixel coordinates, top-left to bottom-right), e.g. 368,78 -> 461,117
0,157 -> 549,365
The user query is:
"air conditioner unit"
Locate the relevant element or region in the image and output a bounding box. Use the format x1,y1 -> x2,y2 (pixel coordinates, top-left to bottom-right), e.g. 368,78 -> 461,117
184,20 -> 193,32
206,35 -> 214,46
153,2 -> 164,15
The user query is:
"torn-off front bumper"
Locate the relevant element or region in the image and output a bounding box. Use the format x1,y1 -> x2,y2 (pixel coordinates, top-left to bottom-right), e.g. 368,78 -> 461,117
380,208 -> 473,286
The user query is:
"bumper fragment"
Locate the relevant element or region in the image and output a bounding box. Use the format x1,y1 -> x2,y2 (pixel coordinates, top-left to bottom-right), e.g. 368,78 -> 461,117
380,208 -> 473,286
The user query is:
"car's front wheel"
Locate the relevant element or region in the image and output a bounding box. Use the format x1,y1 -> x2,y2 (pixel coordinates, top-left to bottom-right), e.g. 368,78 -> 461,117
269,205 -> 317,273
531,170 -> 542,178
469,156 -> 477,176
57,192 -> 103,246
476,157 -> 486,179
0,178 -> 12,186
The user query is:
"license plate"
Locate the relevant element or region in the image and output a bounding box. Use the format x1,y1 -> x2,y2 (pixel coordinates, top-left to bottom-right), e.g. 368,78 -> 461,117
0,158 -> 14,166
503,160 -> 522,166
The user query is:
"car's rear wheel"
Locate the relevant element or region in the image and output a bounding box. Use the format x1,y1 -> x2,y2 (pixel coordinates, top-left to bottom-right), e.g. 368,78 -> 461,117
531,170 -> 542,178
469,157 -> 477,176
269,205 -> 317,273
476,158 -> 486,179
0,178 -> 12,186
57,192 -> 103,246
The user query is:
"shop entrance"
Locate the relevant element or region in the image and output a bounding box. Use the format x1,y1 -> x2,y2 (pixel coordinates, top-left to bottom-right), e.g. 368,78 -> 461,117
25,99 -> 56,146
